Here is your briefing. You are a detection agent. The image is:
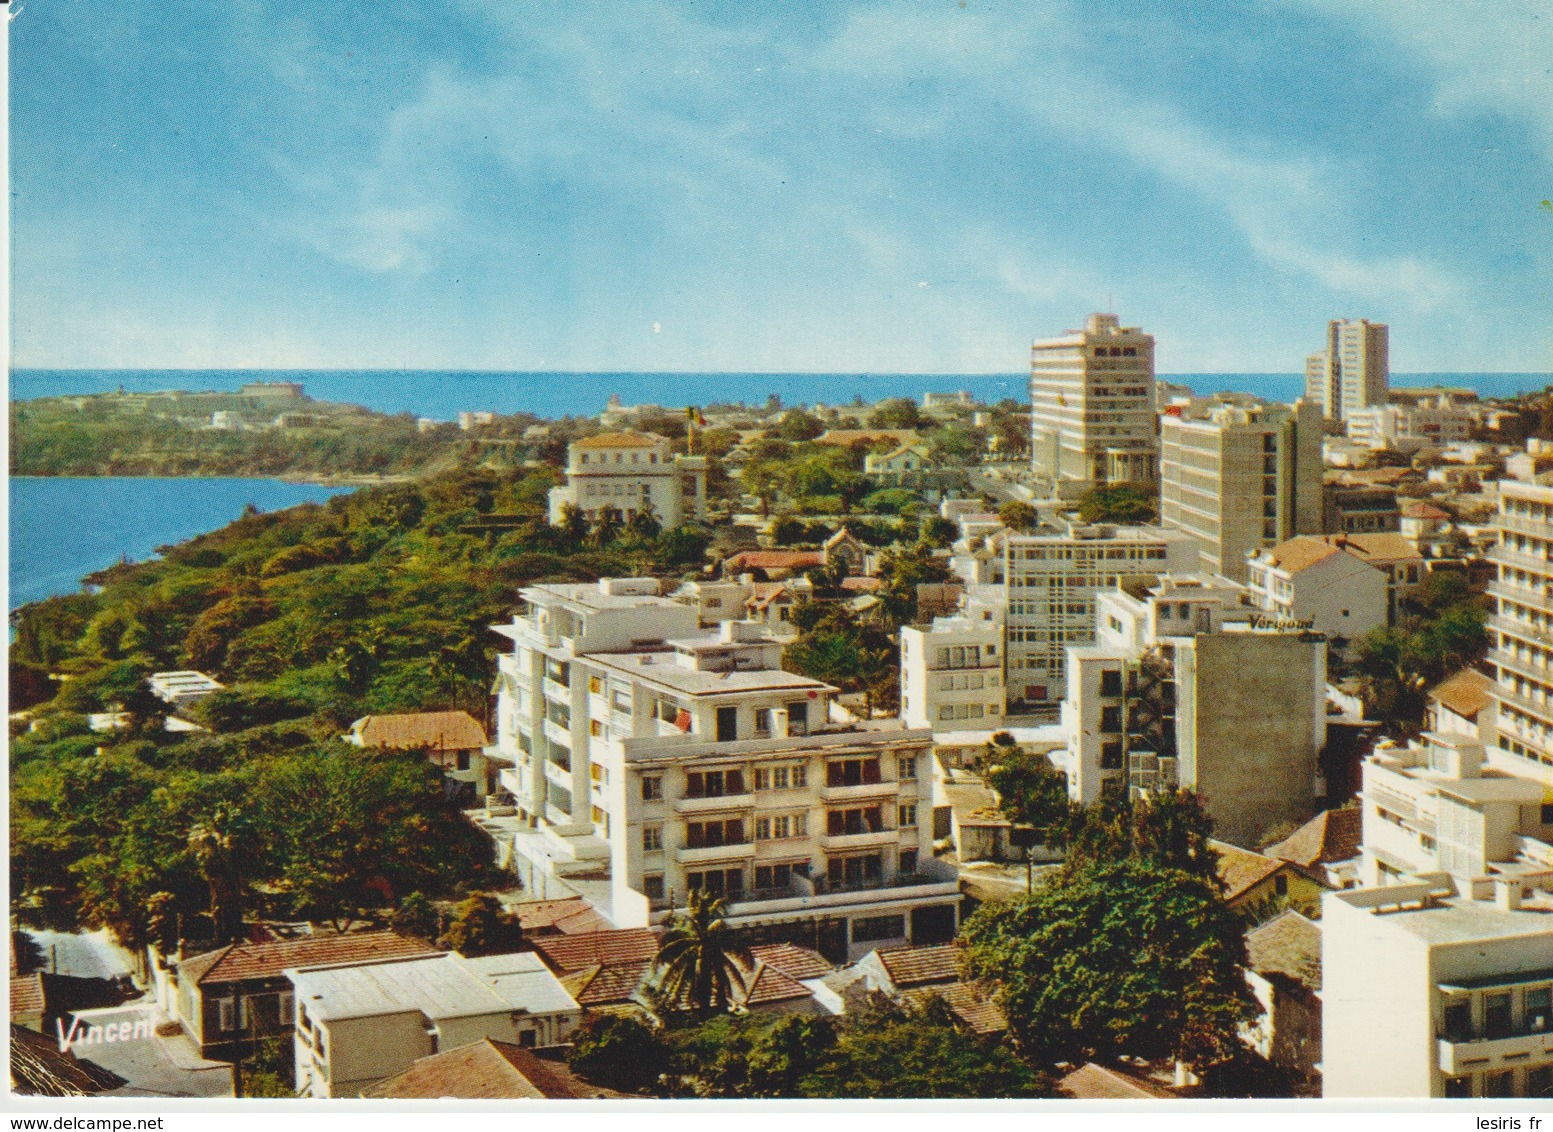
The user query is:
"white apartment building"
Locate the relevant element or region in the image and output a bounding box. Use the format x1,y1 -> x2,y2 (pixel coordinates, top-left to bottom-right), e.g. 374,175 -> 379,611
489,579 -> 961,961
1488,481 -> 1553,779
1323,877 -> 1553,1099
546,431 -> 707,528
289,951 -> 582,1098
1346,400 -> 1474,452
1058,575 -> 1327,846
1159,400 -> 1323,582
1029,313 -> 1159,490
900,594 -> 1005,730
1305,318 -> 1389,423
1245,536 -> 1391,643
998,523 -> 1198,714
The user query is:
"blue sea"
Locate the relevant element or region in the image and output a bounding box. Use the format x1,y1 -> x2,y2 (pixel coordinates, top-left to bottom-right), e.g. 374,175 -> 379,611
9,477 -> 352,612
12,368 -> 1552,422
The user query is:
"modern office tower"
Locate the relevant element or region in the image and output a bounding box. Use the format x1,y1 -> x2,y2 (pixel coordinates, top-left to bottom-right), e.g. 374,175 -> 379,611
489,579 -> 960,960
1322,877 -> 1553,1099
1058,575 -> 1326,846
547,431 -> 707,528
1000,522 -> 1198,714
1159,400 -> 1323,582
900,593 -> 1006,730
1029,313 -> 1159,491
1305,319 -> 1389,422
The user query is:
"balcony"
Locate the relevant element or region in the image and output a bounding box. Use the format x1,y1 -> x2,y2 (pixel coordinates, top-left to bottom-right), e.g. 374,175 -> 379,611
1489,581 -> 1553,618
543,718 -> 573,747
819,780 -> 898,803
674,792 -> 755,815
543,677 -> 571,704
1492,514 -> 1553,543
1438,1030 -> 1553,1076
819,828 -> 901,851
676,841 -> 757,865
544,759 -> 573,792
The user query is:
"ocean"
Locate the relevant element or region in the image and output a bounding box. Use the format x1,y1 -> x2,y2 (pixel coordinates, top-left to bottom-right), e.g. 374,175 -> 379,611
9,477 -> 353,611
11,369 -> 1552,422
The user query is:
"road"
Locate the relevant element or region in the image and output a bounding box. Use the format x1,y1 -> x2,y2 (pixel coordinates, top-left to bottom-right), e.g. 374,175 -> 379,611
62,1005 -> 233,1098
27,928 -> 138,981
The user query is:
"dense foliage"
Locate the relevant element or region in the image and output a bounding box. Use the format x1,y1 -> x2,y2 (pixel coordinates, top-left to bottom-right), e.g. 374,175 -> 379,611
1077,483 -> 1158,525
1350,570 -> 1489,726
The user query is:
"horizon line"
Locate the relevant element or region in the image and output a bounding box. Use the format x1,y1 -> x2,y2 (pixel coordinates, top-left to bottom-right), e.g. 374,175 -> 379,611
10,367 -> 1551,378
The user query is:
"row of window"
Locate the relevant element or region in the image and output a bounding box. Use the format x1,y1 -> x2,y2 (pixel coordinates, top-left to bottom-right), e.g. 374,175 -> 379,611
577,451 -> 662,464
645,804 -> 920,853
641,755 -> 918,803
642,849 -> 922,901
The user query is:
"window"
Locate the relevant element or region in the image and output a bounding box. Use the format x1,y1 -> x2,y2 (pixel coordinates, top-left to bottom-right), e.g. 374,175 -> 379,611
827,806 -> 883,835
218,998 -> 236,1033
1443,1076 -> 1472,1098
642,776 -> 663,802
826,758 -> 881,787
643,825 -> 663,852
612,690 -> 632,715
1485,1070 -> 1514,1098
754,768 -> 770,790
791,764 -> 807,788
589,719 -> 603,738
1526,986 -> 1551,1032
897,755 -> 917,780
686,769 -> 744,798
754,708 -> 772,737
899,849 -> 918,875
755,813 -> 805,840
686,818 -> 746,848
898,803 -> 917,827
686,867 -> 744,896
852,914 -> 906,943
279,991 -> 294,1024
1100,741 -> 1123,769
589,675 -> 603,694
1528,1064 -> 1552,1098
456,750 -> 470,771
716,706 -> 739,742
1100,705 -> 1123,733
786,701 -> 810,735
1099,669 -> 1123,696
827,853 -> 882,889
642,874 -> 665,900
518,1029 -> 538,1048
1273,873 -> 1288,896
755,862 -> 803,892
1486,992 -> 1513,1038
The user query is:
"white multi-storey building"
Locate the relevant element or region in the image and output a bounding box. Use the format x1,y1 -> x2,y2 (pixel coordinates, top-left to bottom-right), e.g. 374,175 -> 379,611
998,523 -> 1197,714
1029,313 -> 1158,491
546,432 -> 707,528
1058,575 -> 1327,846
489,579 -> 961,960
1346,400 -> 1474,452
1159,400 -> 1323,582
900,593 -> 1005,730
1323,877 -> 1553,1099
1305,318 -> 1389,423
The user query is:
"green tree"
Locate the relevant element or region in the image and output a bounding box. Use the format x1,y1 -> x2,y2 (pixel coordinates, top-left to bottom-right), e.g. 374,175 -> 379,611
986,747 -> 1074,851
568,1014 -> 671,1093
960,858 -> 1256,1069
390,891 -> 443,942
997,500 -> 1040,533
653,888 -> 752,1016
917,515 -> 960,548
1078,484 -> 1158,524
867,398 -> 923,430
776,409 -> 825,442
438,893 -> 524,956
1063,789 -> 1221,884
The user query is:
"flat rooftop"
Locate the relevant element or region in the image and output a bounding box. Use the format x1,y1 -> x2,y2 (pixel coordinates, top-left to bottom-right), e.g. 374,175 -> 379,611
1332,888 -> 1553,946
588,649 -> 834,697
518,582 -> 684,613
288,951 -> 577,1023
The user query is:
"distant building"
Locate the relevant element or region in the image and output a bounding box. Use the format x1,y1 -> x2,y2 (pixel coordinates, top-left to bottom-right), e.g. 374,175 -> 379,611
240,381 -> 305,399
547,432 -> 707,529
1244,910 -> 1323,1089
457,411 -> 495,431
1305,319 -> 1389,423
148,670 -> 224,708
1323,484 -> 1402,535
1030,313 -> 1158,490
900,595 -> 1005,729
1159,400 -> 1323,582
1245,536 -> 1395,642
1346,400 -> 1473,451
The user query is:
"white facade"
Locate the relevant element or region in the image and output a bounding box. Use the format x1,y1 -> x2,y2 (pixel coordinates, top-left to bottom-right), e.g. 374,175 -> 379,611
1029,313 -> 1158,489
1159,400 -> 1323,582
1488,481 -> 1553,781
1305,319 -> 1389,423
1000,523 -> 1198,713
1057,576 -> 1327,846
1245,538 -> 1389,643
1322,879 -> 1553,1099
1346,401 -> 1474,451
289,951 -> 582,1098
900,596 -> 1005,730
489,580 -> 962,961
547,432 -> 707,528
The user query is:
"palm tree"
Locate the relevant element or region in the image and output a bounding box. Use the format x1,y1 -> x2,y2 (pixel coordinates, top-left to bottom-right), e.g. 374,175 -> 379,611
653,888 -> 752,1016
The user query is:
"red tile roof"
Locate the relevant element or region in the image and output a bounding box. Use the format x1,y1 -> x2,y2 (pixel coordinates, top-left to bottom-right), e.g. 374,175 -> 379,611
1212,841 -> 1291,905
737,963 -> 813,1007
901,981 -> 1007,1035
10,974 -> 45,1021
559,963 -> 649,1007
1245,910 -> 1322,992
349,711 -> 488,751
531,929 -> 660,975
724,550 -> 827,572
1402,501 -> 1451,521
1060,1063 -> 1177,1100
574,432 -> 662,450
1429,667 -> 1495,721
748,942 -> 833,981
363,1038 -> 628,1099
10,1025 -> 120,1097
1267,808 -> 1363,869
511,898 -> 609,936
180,930 -> 436,986
877,944 -> 959,988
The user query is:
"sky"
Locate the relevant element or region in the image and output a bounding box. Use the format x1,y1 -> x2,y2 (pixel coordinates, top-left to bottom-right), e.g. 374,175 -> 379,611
11,0 -> 1553,374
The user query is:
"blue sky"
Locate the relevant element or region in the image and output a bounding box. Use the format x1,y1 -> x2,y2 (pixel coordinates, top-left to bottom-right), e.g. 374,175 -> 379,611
12,1 -> 1553,373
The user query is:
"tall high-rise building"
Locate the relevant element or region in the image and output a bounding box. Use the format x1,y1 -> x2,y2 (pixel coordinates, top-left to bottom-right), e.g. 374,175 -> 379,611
1159,400 -> 1324,581
1486,479 -> 1553,782
1305,319 -> 1389,422
1030,313 -> 1158,490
